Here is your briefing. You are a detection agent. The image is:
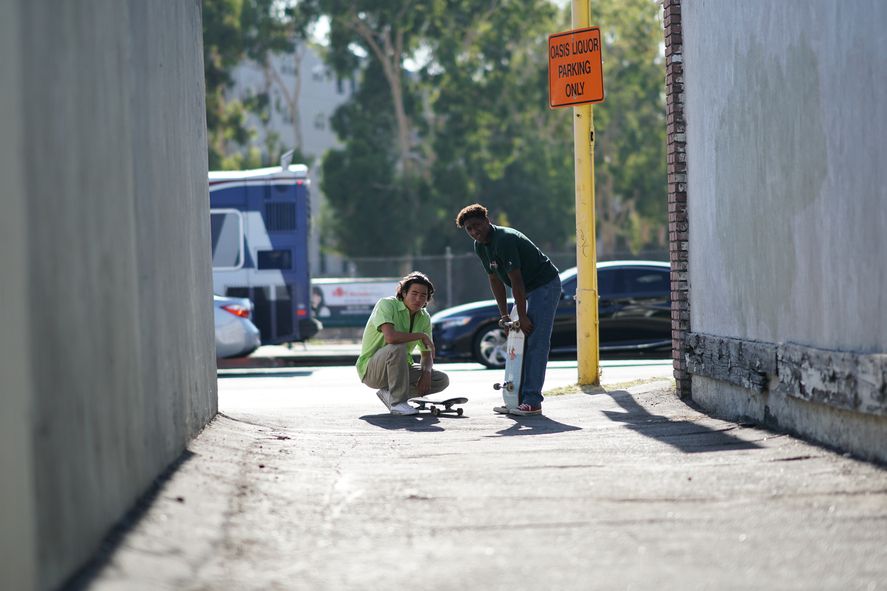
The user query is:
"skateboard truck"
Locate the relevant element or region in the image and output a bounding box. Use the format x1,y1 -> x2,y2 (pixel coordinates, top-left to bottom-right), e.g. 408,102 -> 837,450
493,381 -> 514,392
498,317 -> 520,330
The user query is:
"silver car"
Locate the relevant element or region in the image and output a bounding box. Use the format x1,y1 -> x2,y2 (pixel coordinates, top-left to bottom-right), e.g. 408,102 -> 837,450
214,295 -> 261,358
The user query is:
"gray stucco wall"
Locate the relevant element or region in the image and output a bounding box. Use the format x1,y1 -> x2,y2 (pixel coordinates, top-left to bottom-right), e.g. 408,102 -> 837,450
0,2 -> 37,589
684,0 -> 886,350
682,0 -> 886,460
0,2 -> 216,589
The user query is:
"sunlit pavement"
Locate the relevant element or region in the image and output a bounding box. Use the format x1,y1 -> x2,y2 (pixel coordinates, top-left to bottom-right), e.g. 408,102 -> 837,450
215,359 -> 675,414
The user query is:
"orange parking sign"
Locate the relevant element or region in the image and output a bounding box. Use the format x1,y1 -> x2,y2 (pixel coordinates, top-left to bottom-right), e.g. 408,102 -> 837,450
548,27 -> 605,108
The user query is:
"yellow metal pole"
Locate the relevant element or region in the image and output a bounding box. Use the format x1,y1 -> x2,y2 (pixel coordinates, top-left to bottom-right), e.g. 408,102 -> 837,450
572,0 -> 600,385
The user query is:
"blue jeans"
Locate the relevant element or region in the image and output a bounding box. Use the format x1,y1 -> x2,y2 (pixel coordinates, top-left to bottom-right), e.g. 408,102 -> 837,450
518,275 -> 562,407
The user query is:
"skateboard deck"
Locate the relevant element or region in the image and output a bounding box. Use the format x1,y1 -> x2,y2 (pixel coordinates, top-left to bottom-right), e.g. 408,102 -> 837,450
493,307 -> 525,410
410,396 -> 468,416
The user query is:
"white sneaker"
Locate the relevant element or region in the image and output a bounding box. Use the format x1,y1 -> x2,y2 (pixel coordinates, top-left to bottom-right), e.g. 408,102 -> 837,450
390,401 -> 418,416
376,388 -> 393,410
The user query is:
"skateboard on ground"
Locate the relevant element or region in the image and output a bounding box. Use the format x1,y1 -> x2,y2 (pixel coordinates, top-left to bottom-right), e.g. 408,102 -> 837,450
410,396 -> 468,416
493,307 -> 525,411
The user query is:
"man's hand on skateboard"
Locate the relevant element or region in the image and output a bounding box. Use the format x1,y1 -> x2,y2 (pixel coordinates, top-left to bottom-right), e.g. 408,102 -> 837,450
518,313 -> 534,335
499,313 -> 534,336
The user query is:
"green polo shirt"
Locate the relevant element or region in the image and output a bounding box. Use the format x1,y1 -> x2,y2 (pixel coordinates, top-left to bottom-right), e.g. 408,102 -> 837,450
356,296 -> 432,380
474,224 -> 559,291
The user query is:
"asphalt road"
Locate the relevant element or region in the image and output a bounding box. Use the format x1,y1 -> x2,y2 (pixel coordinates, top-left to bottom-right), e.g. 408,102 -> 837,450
77,360 -> 887,591
216,359 -> 676,411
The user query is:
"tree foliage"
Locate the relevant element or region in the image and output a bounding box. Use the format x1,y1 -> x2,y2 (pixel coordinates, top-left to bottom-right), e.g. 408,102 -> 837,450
203,0 -> 667,257
203,0 -> 314,169
592,0 -> 667,254
422,1 -> 575,255
321,59 -> 422,256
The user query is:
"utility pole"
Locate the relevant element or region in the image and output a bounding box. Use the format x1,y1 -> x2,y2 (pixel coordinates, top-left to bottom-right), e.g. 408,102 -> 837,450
572,0 -> 601,385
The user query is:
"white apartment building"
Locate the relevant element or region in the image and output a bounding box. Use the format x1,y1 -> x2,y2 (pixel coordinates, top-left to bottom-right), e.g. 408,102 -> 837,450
230,44 -> 353,276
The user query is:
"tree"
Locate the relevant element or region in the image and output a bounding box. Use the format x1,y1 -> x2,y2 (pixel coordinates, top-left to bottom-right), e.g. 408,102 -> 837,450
246,2 -> 318,158
313,0 -> 667,260
318,1 -> 443,178
422,0 -> 575,255
590,0 -> 667,255
203,0 -> 252,169
314,0 -> 441,258
321,60 -> 420,257
203,0 -> 316,169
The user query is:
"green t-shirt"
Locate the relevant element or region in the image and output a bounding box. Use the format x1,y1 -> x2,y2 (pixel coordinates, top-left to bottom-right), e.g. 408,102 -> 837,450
474,225 -> 559,291
356,296 -> 432,380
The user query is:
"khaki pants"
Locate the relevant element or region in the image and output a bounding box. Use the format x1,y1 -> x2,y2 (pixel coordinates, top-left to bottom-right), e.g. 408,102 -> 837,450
361,344 -> 449,404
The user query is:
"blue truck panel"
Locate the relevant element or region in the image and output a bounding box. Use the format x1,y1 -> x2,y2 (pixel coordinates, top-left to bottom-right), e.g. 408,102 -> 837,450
209,165 -> 319,344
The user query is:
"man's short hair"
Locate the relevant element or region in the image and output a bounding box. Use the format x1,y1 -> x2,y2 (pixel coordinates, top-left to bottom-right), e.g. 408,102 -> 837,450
396,271 -> 435,304
455,203 -> 489,228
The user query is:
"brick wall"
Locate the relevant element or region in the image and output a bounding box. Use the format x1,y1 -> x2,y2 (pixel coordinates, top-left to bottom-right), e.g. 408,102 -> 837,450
664,0 -> 690,397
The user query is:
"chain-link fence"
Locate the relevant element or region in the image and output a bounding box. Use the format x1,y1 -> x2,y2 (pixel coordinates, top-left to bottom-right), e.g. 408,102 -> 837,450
317,248 -> 667,315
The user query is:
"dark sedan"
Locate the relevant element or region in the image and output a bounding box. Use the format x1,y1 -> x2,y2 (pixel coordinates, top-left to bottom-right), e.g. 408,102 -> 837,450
431,260 -> 671,368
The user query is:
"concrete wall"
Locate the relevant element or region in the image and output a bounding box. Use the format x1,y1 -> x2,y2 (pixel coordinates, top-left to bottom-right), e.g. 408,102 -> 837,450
0,2 -> 217,589
0,1 -> 37,589
682,0 -> 886,460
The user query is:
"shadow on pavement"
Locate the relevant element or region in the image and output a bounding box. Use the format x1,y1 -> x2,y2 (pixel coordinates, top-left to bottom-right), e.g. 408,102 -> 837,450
359,414 -> 458,432
598,389 -> 762,453
488,415 -> 582,437
60,450 -> 197,590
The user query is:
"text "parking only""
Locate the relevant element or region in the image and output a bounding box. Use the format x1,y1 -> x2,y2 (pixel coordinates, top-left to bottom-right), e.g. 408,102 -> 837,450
548,27 -> 605,109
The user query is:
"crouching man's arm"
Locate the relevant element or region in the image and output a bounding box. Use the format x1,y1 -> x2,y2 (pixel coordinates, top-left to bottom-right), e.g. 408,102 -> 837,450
378,322 -> 435,355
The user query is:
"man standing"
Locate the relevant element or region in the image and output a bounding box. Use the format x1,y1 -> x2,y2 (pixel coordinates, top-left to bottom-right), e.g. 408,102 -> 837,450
357,271 -> 450,415
456,204 -> 561,415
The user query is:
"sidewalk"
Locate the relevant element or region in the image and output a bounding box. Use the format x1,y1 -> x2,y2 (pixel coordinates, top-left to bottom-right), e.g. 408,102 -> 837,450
75,375 -> 887,590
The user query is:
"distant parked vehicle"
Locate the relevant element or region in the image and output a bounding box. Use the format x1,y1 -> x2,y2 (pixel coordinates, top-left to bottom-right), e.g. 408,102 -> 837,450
214,295 -> 261,358
431,261 -> 672,368
311,277 -> 400,328
209,153 -> 319,345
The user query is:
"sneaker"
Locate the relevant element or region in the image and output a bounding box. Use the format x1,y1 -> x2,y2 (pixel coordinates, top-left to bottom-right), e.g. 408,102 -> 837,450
390,401 -> 418,416
510,403 -> 542,416
493,405 -> 510,414
376,388 -> 393,410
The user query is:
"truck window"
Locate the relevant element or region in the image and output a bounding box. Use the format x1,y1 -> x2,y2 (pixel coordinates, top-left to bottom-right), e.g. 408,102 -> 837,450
257,249 -> 293,270
210,210 -> 244,270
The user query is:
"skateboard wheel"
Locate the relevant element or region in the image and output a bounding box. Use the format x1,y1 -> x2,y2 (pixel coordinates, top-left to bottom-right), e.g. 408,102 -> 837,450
431,407 -> 440,416
493,383 -> 502,391
457,408 -> 464,416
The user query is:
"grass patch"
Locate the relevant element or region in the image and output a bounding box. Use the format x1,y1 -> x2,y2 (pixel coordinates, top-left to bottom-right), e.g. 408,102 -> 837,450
544,377 -> 676,397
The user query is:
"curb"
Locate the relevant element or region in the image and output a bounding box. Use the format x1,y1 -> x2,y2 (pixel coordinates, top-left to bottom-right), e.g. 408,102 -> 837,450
217,354 -> 359,370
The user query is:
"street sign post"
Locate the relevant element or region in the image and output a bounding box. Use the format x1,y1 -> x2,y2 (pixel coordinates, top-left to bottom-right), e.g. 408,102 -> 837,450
551,11 -> 604,386
548,27 -> 605,109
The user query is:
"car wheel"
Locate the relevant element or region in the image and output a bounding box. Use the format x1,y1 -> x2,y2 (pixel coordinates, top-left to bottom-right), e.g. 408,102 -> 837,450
473,323 -> 507,369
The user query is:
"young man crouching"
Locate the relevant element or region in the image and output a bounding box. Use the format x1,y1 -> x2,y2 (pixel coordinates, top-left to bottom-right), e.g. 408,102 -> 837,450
356,272 -> 449,415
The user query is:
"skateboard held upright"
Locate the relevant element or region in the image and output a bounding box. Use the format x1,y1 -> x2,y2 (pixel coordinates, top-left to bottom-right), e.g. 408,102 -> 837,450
493,307 -> 525,411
